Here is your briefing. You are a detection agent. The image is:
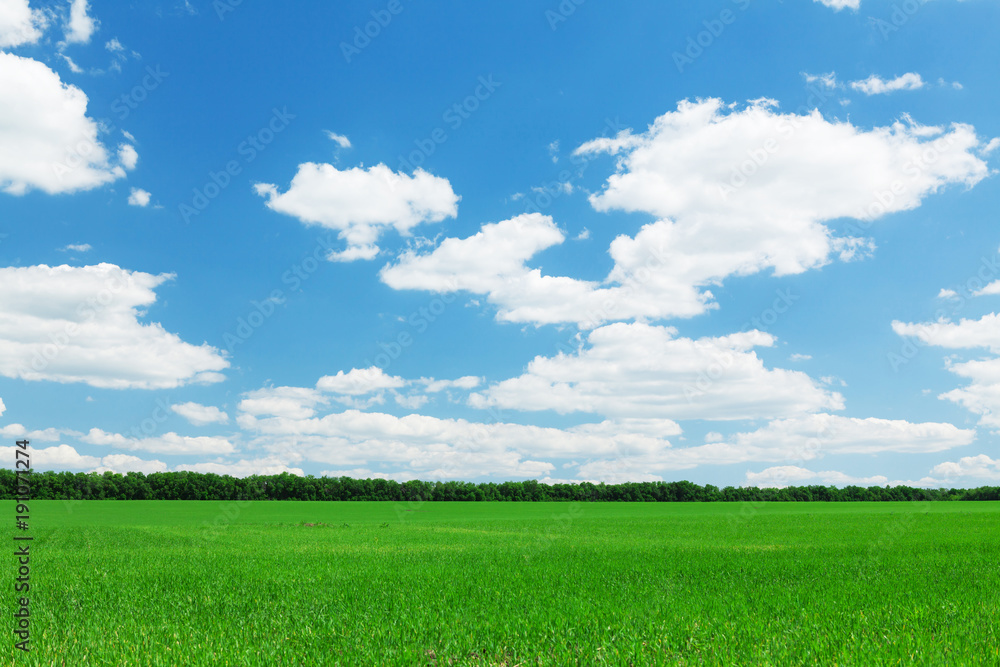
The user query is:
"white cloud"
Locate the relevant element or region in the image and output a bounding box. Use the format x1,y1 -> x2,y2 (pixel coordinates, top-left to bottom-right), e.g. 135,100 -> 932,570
175,458 -> 304,477
469,322 -> 843,420
804,72 -> 838,88
744,466 -> 888,488
0,444 -> 100,468
420,376 -> 481,393
973,281 -> 1000,297
324,131 -> 351,148
0,0 -> 46,47
93,454 -> 167,475
59,243 -> 91,252
895,312 -> 1000,429
255,163 -> 459,261
0,397 -> 4,417
238,386 -> 327,420
723,413 -> 974,456
814,0 -> 859,10
104,37 -> 123,52
64,0 -> 97,44
0,423 -> 65,441
938,288 -> 960,300
0,53 -> 138,195
118,144 -> 138,170
384,99 -> 988,326
128,187 -> 151,207
849,73 -> 925,95
82,428 -> 236,455
316,367 -> 405,395
893,313 -> 1000,353
238,404 -> 681,481
982,138 -> 1000,156
171,402 -> 229,426
931,454 -> 1000,481
0,263 -> 229,389
789,353 -> 812,361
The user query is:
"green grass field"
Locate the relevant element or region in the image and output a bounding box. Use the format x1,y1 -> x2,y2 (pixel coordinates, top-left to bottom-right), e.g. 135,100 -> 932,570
4,500 -> 999,665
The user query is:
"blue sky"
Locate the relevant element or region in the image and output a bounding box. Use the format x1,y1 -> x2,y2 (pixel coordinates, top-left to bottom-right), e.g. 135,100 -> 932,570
2,0 -> 1000,487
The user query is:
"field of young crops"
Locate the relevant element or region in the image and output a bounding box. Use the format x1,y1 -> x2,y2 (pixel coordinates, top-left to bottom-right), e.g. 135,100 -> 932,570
4,500 -> 999,665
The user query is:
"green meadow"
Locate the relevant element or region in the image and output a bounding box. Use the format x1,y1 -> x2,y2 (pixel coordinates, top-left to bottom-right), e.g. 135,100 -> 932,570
4,500 -> 999,665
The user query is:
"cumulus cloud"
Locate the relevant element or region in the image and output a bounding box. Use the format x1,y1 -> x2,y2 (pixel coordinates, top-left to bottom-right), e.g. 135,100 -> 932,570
128,187 -> 151,207
60,243 -> 92,252
384,99 -> 988,326
316,367 -> 406,395
237,402 -> 681,481
469,322 -> 843,421
895,309 -> 1000,429
0,263 -> 229,389
0,53 -> 136,195
93,454 -> 168,475
63,0 -> 97,44
849,73 -> 925,95
171,402 -> 229,426
744,465 -> 888,488
0,444 -> 99,469
0,0 -> 46,47
723,413 -> 974,457
175,458 -> 304,477
0,423 -> 65,441
238,386 -> 327,420
255,163 -> 459,261
893,313 -> 1000,353
931,454 -> 1000,481
82,428 -> 236,455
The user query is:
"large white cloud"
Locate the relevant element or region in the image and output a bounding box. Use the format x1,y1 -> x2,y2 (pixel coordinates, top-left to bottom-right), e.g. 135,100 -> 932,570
0,0 -> 46,47
0,53 -> 137,195
255,163 -> 459,261
382,99 -> 988,326
0,263 -> 228,389
469,322 -> 843,421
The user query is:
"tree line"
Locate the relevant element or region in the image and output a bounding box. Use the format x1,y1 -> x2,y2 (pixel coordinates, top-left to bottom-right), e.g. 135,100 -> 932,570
2,469 -> 999,502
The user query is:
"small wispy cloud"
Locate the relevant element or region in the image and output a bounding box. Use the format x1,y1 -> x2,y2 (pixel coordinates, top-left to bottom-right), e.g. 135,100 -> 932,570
324,131 -> 351,149
850,73 -> 924,95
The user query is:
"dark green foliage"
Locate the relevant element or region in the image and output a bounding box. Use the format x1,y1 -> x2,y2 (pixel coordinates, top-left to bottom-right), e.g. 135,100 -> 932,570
2,468 -> 998,502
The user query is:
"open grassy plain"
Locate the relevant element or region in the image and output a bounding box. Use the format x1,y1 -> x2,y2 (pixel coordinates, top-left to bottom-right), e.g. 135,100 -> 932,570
4,500 -> 998,665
